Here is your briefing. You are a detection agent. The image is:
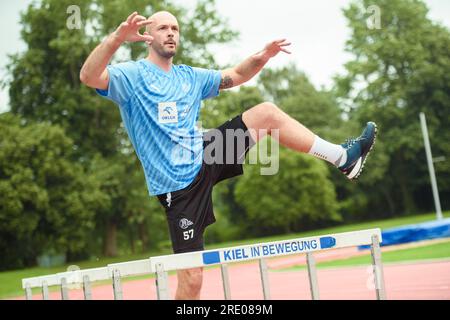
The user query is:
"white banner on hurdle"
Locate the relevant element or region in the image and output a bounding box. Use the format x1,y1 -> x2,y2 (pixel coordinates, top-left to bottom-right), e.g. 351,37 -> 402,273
149,228 -> 382,272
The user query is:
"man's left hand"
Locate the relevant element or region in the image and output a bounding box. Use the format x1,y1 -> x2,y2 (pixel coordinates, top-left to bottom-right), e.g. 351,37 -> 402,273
261,39 -> 292,59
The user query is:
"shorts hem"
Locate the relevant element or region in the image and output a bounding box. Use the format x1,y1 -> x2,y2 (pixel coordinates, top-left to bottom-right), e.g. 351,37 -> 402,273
173,246 -> 205,254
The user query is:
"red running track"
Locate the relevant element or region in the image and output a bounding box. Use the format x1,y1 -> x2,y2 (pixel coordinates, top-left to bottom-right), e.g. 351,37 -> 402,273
17,259 -> 450,300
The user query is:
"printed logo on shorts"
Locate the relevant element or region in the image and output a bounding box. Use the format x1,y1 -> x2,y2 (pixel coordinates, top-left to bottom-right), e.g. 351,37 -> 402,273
158,102 -> 178,124
166,192 -> 172,208
179,218 -> 194,230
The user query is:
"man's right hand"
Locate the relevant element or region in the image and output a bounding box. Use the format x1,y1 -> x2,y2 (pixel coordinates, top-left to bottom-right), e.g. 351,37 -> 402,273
80,12 -> 153,90
113,12 -> 154,44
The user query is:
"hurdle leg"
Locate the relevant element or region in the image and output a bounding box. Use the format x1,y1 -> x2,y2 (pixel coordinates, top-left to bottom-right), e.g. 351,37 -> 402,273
112,269 -> 123,300
258,258 -> 271,300
60,277 -> 69,300
220,264 -> 231,300
306,252 -> 320,300
41,280 -> 50,300
25,283 -> 32,300
83,275 -> 92,300
155,263 -> 170,300
370,234 -> 387,300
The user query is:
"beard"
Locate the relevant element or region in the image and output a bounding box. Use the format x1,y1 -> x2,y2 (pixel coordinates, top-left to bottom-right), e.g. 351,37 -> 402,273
152,42 -> 177,59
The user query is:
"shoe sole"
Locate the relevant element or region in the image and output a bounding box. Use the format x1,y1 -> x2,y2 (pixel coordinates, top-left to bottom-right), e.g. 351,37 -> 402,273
347,122 -> 378,180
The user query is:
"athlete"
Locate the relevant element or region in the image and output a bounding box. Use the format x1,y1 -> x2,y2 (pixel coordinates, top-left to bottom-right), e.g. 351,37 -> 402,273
80,11 -> 377,299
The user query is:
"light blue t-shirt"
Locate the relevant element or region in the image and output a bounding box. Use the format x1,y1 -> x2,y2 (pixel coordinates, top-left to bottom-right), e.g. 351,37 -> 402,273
96,59 -> 221,195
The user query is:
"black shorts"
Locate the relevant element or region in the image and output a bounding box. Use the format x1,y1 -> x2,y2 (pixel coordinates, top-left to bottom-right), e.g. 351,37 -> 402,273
157,114 -> 255,254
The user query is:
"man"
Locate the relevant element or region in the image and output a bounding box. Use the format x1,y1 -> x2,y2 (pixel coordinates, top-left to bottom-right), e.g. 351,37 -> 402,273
80,11 -> 377,300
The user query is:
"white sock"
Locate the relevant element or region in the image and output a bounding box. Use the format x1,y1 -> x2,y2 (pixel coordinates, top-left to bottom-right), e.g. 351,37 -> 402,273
308,135 -> 347,167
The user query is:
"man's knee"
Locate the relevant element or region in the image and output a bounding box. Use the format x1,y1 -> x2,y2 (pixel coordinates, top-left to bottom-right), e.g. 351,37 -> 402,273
243,101 -> 283,132
178,267 -> 203,293
260,101 -> 282,128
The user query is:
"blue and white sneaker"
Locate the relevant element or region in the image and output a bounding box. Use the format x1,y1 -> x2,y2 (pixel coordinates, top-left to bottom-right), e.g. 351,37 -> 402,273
338,122 -> 377,180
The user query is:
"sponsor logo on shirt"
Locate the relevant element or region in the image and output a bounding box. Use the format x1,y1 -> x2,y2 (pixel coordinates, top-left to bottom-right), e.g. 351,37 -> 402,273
158,102 -> 178,123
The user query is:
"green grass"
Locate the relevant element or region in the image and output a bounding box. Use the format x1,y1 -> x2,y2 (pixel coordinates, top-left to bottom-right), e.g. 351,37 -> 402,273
1,210 -> 449,299
276,238 -> 450,271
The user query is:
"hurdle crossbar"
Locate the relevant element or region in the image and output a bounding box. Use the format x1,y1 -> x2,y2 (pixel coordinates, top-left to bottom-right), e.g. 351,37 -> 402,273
149,228 -> 385,300
149,228 -> 381,271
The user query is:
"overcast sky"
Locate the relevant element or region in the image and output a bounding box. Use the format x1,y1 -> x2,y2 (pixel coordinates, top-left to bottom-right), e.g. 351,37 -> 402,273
1,0 -> 449,113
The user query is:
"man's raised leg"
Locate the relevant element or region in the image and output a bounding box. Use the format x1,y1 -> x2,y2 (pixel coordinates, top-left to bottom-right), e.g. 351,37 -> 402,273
242,101 -> 315,152
242,101 -> 377,179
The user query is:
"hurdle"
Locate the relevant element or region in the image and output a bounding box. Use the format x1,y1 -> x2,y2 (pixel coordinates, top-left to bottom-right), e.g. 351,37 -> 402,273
22,228 -> 386,300
21,260 -> 152,300
149,228 -> 386,300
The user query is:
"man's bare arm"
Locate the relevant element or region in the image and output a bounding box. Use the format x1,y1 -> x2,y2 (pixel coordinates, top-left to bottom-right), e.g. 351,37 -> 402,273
79,34 -> 122,90
219,39 -> 291,90
79,12 -> 153,90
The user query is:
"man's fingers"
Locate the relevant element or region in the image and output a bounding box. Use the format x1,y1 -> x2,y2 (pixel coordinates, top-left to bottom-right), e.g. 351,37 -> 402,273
137,19 -> 153,27
126,12 -> 138,24
119,22 -> 129,29
131,15 -> 147,25
281,48 -> 292,54
280,42 -> 291,47
138,33 -> 154,42
268,39 -> 290,48
143,31 -> 153,41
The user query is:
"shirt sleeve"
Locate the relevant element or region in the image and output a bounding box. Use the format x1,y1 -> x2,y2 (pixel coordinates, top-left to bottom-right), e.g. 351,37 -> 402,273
192,67 -> 222,100
96,61 -> 139,106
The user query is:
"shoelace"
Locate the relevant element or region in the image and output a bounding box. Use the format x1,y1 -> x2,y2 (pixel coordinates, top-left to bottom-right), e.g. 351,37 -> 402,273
344,138 -> 356,148
344,136 -> 366,148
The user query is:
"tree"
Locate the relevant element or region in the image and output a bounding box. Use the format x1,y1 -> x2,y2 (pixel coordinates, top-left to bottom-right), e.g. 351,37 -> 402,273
0,113 -> 104,269
4,0 -> 238,257
335,0 -> 450,216
234,147 -> 340,236
86,153 -> 168,256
